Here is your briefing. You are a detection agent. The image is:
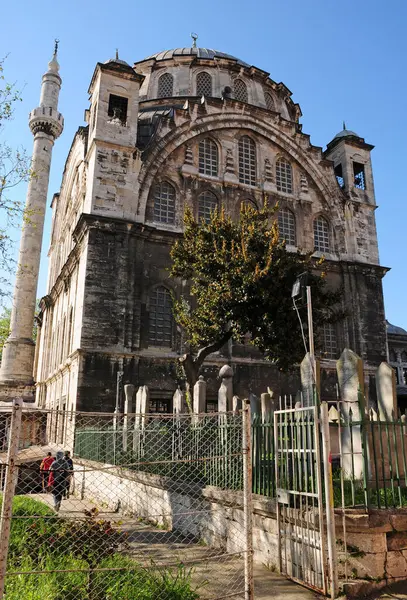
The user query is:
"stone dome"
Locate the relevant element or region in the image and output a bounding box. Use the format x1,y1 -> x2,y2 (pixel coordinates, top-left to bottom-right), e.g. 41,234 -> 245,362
140,47 -> 250,68
334,128 -> 360,140
386,320 -> 407,336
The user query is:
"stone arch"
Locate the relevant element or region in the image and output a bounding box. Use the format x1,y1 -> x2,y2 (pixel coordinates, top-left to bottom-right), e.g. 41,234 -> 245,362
137,112 -> 343,222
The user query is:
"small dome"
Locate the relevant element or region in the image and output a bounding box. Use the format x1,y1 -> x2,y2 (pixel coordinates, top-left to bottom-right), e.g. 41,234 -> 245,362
334,128 -> 360,140
104,57 -> 131,67
386,320 -> 407,336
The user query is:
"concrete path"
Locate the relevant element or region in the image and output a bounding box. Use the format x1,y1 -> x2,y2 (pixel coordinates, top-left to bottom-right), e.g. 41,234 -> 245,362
27,494 -> 321,599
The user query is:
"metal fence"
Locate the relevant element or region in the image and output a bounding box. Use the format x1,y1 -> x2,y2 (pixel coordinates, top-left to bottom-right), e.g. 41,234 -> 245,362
0,402 -> 254,600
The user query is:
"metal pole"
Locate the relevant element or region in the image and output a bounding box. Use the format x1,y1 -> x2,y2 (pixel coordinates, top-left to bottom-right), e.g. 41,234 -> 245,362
242,399 -> 254,600
320,402 -> 338,598
306,285 -> 317,390
0,398 -> 23,600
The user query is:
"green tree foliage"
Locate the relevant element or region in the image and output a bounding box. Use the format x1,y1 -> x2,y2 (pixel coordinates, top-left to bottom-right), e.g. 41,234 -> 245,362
170,201 -> 342,391
0,56 -> 31,301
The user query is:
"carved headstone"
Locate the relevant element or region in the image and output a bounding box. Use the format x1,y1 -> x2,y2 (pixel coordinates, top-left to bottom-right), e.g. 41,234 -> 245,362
336,349 -> 365,479
218,365 -> 233,412
250,392 -> 260,417
300,353 -> 320,406
233,395 -> 242,413
122,384 -> 135,452
193,376 -> 206,422
173,387 -> 185,415
376,362 -> 397,420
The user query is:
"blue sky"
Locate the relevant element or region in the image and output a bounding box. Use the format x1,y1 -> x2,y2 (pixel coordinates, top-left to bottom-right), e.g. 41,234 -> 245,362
1,0 -> 406,326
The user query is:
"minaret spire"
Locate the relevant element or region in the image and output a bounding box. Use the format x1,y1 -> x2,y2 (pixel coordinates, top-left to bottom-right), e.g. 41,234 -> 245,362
0,44 -> 64,397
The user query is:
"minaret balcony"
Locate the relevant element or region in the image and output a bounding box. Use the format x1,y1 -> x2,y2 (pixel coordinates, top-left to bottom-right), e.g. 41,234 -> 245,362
29,107 -> 64,139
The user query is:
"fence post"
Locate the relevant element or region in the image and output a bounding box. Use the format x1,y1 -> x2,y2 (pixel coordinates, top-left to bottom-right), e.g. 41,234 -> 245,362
320,402 -> 338,599
0,398 -> 23,600
242,399 -> 254,600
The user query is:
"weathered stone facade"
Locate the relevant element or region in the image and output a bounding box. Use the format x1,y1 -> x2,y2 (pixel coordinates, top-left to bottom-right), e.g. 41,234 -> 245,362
386,321 -> 407,410
34,47 -> 388,412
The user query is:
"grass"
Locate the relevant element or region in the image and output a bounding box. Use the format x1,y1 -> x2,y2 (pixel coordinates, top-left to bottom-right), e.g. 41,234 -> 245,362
2,495 -> 200,600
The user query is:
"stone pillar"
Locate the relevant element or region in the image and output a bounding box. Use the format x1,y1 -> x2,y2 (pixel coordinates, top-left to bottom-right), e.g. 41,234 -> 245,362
376,362 -> 397,421
0,46 -> 64,391
218,365 -> 233,412
300,352 -> 320,407
261,392 -> 277,423
337,348 -> 365,479
232,395 -> 241,413
173,387 -> 185,415
249,392 -> 260,418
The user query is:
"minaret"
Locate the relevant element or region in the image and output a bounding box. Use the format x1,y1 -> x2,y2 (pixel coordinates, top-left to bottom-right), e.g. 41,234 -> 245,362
0,42 -> 64,393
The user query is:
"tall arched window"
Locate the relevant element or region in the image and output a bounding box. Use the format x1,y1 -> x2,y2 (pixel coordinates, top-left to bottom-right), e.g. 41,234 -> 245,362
234,79 -> 248,103
153,182 -> 176,224
199,138 -> 218,176
238,136 -> 256,186
276,158 -> 293,194
196,72 -> 212,97
148,286 -> 173,347
278,208 -> 296,246
314,216 -> 330,253
157,73 -> 174,98
198,191 -> 218,223
264,91 -> 275,111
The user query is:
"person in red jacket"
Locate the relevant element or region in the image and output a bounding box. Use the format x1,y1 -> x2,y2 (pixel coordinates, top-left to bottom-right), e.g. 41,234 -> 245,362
39,452 -> 54,492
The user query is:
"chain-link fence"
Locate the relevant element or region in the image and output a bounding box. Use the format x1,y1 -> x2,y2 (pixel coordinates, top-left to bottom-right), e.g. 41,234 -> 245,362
0,401 -> 253,600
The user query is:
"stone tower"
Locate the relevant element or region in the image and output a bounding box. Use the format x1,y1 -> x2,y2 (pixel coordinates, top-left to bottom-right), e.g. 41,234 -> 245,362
0,44 -> 64,398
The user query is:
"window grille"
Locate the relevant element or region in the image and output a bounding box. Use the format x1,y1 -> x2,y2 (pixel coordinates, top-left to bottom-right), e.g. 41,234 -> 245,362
198,190 -> 218,223
322,323 -> 338,359
148,286 -> 173,347
264,91 -> 275,110
196,72 -> 212,97
234,79 -> 248,103
153,182 -> 176,224
278,208 -> 296,246
276,158 -> 293,194
353,162 -> 366,190
108,95 -> 128,124
402,351 -> 407,363
199,138 -> 218,176
238,136 -> 256,186
314,216 -> 330,253
157,73 -> 174,98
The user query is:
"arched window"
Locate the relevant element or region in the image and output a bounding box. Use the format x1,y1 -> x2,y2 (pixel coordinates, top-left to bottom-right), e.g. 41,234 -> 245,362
276,158 -> 293,194
148,286 -> 173,347
401,351 -> 407,363
264,91 -> 275,111
199,138 -> 218,176
153,182 -> 176,224
278,208 -> 296,246
157,73 -> 174,98
322,323 -> 338,359
238,136 -> 256,186
314,216 -> 330,253
389,349 -> 397,363
196,72 -> 212,97
198,191 -> 218,223
234,79 -> 248,103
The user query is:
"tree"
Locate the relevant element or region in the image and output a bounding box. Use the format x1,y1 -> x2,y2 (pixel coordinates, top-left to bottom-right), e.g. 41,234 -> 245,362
0,56 -> 31,302
170,202 -> 342,394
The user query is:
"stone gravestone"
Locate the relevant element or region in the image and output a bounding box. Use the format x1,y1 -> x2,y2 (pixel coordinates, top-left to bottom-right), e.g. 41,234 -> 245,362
336,349 -> 365,480
249,392 -> 261,418
173,387 -> 184,415
218,365 -> 233,412
232,395 -> 242,413
193,376 -> 206,424
376,362 -> 397,421
300,352 -> 320,407
122,384 -> 135,453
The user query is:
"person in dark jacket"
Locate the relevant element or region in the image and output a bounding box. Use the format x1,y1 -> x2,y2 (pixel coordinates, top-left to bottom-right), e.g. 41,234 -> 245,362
64,450 -> 74,498
49,451 -> 69,512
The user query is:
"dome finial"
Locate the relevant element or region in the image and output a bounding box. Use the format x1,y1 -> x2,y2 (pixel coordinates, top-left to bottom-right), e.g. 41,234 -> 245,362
191,32 -> 198,48
116,48 -> 119,60
343,120 -> 346,131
